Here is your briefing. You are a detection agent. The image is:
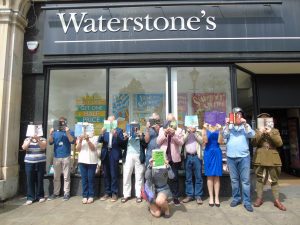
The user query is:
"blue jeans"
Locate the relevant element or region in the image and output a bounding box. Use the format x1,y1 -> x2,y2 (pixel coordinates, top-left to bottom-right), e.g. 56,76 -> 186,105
25,162 -> 45,201
185,155 -> 203,198
79,163 -> 97,198
227,155 -> 251,206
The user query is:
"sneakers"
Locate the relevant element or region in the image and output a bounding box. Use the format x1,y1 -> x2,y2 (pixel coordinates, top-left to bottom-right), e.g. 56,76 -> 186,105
182,196 -> 193,203
87,198 -> 94,204
82,198 -> 88,204
136,197 -> 142,203
24,200 -> 33,206
173,198 -> 180,206
47,194 -> 59,201
230,201 -> 241,207
39,198 -> 46,203
111,194 -> 118,202
244,204 -> 254,212
100,194 -> 110,201
63,194 -> 70,201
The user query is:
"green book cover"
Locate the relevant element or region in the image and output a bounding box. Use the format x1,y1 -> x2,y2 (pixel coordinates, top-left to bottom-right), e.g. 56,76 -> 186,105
152,149 -> 166,169
104,120 -> 118,132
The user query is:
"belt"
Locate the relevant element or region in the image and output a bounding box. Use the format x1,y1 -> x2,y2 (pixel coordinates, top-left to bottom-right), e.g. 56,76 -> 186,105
187,152 -> 197,156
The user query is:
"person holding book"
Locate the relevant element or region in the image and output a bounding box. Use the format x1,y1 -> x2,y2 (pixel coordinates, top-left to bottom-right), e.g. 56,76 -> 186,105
252,113 -> 286,211
145,158 -> 174,218
48,116 -> 75,201
121,122 -> 147,203
157,113 -> 184,206
22,131 -> 47,205
222,107 -> 255,212
181,126 -> 203,205
145,113 -> 161,166
98,115 -> 126,202
76,128 -> 98,204
202,122 -> 223,207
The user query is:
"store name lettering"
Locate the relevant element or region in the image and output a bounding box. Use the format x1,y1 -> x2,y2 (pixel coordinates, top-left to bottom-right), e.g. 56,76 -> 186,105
57,11 -> 216,34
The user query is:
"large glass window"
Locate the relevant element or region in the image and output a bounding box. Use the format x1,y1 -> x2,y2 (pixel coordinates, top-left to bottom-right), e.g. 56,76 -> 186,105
47,69 -> 106,167
109,68 -> 167,131
236,69 -> 254,122
173,67 -> 232,127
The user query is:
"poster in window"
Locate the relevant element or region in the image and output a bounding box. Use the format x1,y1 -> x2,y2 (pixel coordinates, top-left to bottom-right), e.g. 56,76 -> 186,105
178,93 -> 188,127
75,95 -> 106,135
112,93 -> 129,121
288,118 -> 300,169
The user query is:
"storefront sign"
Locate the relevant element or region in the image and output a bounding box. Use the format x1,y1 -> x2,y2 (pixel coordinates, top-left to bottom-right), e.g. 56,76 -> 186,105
43,3 -> 300,54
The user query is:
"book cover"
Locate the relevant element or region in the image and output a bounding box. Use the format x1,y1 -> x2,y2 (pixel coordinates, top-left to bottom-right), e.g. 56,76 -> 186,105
152,149 -> 166,169
75,123 -> 94,137
184,115 -> 199,128
204,111 -> 226,126
26,124 -> 43,137
103,120 -> 118,132
229,112 -> 242,125
126,122 -> 140,138
257,117 -> 274,129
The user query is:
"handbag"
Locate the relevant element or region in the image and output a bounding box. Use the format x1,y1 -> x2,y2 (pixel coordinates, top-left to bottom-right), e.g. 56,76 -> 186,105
141,179 -> 155,203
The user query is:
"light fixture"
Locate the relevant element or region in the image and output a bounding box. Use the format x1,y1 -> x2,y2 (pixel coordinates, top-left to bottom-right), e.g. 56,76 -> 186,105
26,41 -> 39,52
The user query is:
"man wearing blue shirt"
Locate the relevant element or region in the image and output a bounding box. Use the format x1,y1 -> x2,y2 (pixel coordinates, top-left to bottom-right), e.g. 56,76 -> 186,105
223,107 -> 255,212
48,117 -> 75,201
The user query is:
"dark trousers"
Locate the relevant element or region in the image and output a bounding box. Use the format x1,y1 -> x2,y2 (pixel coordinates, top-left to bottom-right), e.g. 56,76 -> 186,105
102,153 -> 119,195
25,162 -> 45,201
168,161 -> 181,199
79,163 -> 97,198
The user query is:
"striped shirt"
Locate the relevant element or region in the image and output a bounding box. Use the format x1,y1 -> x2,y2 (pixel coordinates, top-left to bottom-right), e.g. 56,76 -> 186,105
24,138 -> 47,163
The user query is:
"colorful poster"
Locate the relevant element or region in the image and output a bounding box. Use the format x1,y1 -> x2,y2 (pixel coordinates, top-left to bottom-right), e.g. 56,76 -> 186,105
178,93 -> 188,126
75,95 -> 106,135
192,93 -> 226,127
112,94 -> 129,121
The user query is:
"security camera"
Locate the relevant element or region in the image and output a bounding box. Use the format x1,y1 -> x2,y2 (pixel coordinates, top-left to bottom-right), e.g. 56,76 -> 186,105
26,41 -> 39,52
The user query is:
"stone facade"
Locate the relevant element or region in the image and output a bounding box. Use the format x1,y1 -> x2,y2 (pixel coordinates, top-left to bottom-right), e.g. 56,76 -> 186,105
0,0 -> 31,200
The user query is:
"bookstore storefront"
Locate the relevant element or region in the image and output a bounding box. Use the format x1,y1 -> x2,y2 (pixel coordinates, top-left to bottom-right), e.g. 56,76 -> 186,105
20,0 -> 300,194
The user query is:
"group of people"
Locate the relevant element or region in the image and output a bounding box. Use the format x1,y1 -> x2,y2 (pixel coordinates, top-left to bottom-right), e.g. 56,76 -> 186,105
22,107 -> 287,217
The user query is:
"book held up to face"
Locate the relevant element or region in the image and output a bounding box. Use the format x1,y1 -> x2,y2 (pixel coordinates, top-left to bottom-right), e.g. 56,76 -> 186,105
229,112 -> 242,125
75,122 -> 94,137
152,149 -> 166,169
26,124 -> 43,137
103,120 -> 118,132
257,117 -> 274,130
184,115 -> 199,128
126,122 -> 140,139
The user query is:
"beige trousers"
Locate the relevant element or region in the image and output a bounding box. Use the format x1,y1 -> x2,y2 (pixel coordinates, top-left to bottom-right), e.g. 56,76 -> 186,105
53,156 -> 71,195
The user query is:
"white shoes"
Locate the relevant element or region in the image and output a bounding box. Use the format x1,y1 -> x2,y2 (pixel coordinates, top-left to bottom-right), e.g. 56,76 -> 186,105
82,198 -> 88,204
39,198 -> 46,203
24,200 -> 33,206
87,198 -> 94,204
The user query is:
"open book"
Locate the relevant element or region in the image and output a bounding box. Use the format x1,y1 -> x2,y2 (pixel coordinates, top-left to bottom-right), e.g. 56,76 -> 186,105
26,124 -> 43,137
185,115 -> 199,128
103,120 -> 118,132
75,122 -> 94,137
257,117 -> 274,129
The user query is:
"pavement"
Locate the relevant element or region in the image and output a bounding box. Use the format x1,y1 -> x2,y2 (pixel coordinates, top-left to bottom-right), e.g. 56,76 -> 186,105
1,173 -> 300,225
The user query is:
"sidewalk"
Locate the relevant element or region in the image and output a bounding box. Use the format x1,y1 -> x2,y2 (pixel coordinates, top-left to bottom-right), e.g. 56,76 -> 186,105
1,174 -> 300,225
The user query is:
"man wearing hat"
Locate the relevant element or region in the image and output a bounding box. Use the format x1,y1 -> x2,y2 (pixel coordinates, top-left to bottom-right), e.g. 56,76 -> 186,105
252,113 -> 286,211
223,107 -> 255,212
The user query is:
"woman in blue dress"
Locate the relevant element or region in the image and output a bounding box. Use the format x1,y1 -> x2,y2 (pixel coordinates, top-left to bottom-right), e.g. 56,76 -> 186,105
203,123 -> 223,207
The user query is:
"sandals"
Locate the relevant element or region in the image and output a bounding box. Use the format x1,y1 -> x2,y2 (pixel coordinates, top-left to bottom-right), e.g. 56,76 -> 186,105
121,197 -> 129,203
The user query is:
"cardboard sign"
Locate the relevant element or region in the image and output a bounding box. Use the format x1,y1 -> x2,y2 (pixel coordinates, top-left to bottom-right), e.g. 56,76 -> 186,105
103,120 -> 118,132
26,124 -> 43,137
152,149 -> 166,169
184,115 -> 199,128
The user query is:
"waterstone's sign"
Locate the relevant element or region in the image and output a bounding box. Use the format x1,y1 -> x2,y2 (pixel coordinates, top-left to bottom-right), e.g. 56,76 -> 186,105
43,3 -> 300,55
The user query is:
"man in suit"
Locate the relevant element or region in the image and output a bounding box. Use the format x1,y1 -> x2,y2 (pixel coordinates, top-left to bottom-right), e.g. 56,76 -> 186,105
98,116 -> 126,202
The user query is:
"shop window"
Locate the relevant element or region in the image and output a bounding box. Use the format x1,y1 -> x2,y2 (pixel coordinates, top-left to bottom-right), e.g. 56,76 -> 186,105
109,67 -> 167,131
236,69 -> 254,122
173,67 -> 232,127
47,69 -> 106,169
